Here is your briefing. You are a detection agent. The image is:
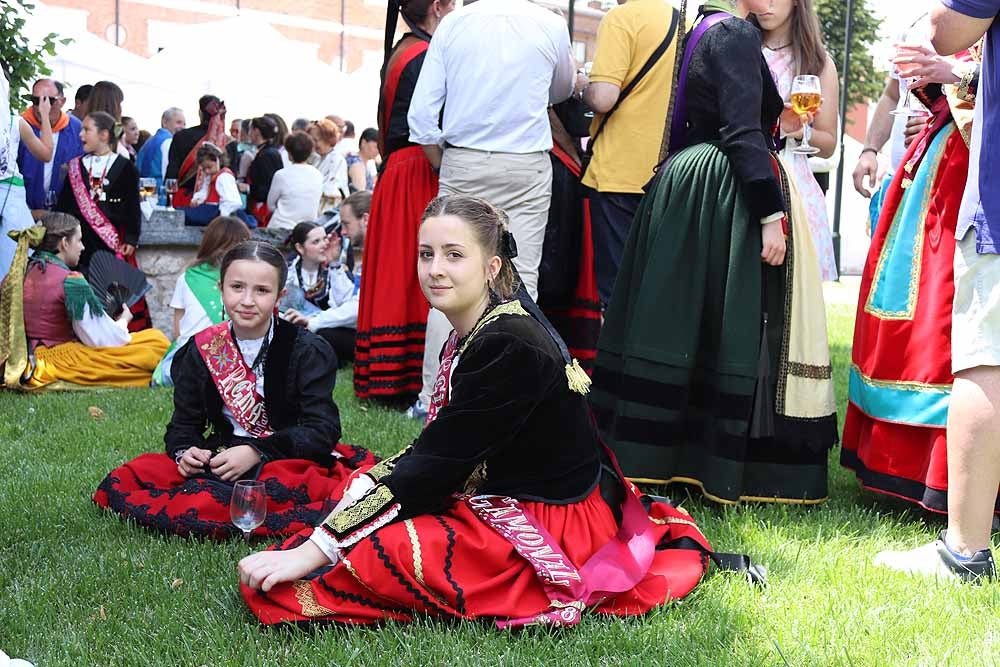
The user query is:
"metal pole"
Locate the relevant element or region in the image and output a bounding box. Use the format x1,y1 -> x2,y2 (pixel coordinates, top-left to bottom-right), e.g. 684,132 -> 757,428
568,0 -> 575,40
340,0 -> 347,73
831,0 -> 853,278
114,0 -> 120,46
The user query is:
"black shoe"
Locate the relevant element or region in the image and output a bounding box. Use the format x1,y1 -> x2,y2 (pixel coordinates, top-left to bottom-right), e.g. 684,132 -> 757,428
934,531 -> 997,583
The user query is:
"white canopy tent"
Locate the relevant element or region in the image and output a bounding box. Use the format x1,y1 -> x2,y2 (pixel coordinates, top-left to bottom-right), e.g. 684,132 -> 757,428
145,17 -> 380,131
23,5 -> 381,133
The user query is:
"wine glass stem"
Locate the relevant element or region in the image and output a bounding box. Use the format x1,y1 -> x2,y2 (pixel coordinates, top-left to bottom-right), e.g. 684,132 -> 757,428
243,529 -> 251,541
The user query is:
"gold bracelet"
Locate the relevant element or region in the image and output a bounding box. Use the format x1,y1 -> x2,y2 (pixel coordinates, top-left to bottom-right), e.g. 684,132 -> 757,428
957,65 -> 978,103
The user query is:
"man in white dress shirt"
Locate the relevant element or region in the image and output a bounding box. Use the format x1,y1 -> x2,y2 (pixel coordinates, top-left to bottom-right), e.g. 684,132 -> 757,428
405,0 -> 581,418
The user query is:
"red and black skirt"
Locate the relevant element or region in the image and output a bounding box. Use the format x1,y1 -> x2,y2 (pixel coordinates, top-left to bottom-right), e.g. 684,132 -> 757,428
539,146 -> 601,374
93,443 -> 379,539
241,485 -> 710,626
354,146 -> 439,399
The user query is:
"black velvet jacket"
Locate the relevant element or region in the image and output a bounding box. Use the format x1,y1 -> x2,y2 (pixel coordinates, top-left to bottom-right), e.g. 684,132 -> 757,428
55,154 -> 141,269
381,34 -> 428,162
320,303 -> 602,544
247,145 -> 284,211
683,12 -> 785,219
165,123 -> 208,194
164,318 -> 342,465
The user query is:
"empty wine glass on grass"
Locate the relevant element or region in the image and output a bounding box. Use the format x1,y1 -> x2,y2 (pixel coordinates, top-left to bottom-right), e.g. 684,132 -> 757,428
231,480 -> 266,540
790,74 -> 822,155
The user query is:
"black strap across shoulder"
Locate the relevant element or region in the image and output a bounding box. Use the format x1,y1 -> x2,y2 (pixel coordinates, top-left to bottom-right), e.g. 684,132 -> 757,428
584,7 -> 681,160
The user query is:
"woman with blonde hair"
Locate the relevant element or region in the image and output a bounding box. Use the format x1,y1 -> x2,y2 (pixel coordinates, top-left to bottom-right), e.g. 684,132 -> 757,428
309,119 -> 349,215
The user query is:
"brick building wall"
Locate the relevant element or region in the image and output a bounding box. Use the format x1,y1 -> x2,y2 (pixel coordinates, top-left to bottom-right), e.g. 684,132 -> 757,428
40,0 -> 608,73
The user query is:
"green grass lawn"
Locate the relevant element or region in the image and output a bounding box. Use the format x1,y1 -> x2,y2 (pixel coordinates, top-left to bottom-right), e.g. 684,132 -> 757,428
2,303 -> 999,666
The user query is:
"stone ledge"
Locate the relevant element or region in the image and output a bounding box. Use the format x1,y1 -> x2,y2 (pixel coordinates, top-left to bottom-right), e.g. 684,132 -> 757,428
136,210 -> 284,335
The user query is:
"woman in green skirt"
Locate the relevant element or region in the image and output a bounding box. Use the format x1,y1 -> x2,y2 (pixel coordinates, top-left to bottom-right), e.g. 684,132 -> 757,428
590,0 -> 838,505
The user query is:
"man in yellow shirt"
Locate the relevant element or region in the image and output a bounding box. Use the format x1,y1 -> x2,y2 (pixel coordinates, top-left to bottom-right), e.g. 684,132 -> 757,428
582,0 -> 681,307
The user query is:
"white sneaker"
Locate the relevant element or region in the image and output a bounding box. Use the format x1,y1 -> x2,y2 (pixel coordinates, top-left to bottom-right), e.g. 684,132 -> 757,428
874,541 -> 960,581
404,400 -> 428,421
874,531 -> 997,583
0,650 -> 35,667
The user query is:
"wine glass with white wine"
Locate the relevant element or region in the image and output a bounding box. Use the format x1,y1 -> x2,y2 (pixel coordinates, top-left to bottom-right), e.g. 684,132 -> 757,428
790,74 -> 822,155
139,178 -> 157,204
230,480 -> 267,540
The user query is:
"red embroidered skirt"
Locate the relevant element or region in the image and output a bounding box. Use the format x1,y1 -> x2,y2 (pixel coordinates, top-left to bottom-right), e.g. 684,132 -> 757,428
93,443 -> 379,539
354,146 -> 439,399
241,485 -> 710,625
840,123 -> 1000,514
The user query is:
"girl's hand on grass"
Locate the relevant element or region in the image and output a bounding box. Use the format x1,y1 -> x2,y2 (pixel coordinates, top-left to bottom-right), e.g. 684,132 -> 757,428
239,541 -> 330,592
177,447 -> 213,477
209,445 -> 261,482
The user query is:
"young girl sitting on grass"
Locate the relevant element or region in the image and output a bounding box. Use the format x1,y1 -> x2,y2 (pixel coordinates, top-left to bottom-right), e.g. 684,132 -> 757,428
238,196 -> 713,627
0,212 -> 168,390
152,215 -> 251,386
95,240 -> 377,539
280,221 -> 358,368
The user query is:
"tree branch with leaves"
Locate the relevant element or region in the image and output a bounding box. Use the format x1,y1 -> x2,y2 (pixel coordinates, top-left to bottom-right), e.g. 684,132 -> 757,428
1,0 -> 71,107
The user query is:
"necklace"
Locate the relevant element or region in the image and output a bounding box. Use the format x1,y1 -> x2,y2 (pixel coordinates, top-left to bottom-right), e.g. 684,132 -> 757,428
455,294 -> 501,351
765,42 -> 791,51
233,319 -> 273,376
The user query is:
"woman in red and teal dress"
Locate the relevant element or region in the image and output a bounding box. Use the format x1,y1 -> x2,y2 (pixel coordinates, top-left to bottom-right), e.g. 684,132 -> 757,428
841,51 -> 987,514
353,0 -> 455,399
239,195 -> 713,627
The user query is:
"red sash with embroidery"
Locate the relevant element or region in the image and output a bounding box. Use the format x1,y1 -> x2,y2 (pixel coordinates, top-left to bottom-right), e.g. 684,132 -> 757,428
424,330 -> 459,426
67,156 -> 123,255
427,325 -> 656,629
195,321 -> 273,439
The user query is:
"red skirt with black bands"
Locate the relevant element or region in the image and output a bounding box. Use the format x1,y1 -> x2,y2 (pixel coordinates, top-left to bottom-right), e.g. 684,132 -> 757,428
241,484 -> 710,625
354,146 -> 439,399
93,443 -> 379,539
541,147 -> 601,374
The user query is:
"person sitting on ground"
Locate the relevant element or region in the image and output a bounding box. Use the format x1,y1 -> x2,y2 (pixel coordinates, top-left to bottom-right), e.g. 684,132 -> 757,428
238,194 -> 713,627
346,127 -> 379,192
266,132 -> 322,232
151,215 -> 251,386
181,143 -> 256,228
94,240 -> 378,538
0,212 -> 168,390
281,191 -> 370,367
308,119 -> 349,215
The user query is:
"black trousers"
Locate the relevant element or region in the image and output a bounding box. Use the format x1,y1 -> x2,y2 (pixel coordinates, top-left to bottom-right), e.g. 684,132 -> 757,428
588,189 -> 642,307
315,327 -> 356,369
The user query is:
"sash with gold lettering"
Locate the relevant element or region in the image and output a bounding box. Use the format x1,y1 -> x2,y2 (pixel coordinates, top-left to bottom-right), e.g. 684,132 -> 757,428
67,156 -> 123,256
467,495 -> 587,628
195,321 -> 273,439
427,317 -> 655,629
